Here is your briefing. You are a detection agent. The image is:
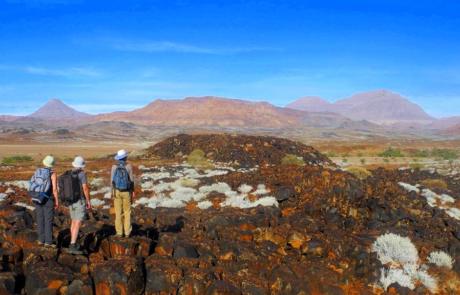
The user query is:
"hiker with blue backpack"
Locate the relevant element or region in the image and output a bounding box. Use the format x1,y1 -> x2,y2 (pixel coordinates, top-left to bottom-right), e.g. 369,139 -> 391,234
29,155 -> 59,247
58,156 -> 92,254
111,149 -> 135,238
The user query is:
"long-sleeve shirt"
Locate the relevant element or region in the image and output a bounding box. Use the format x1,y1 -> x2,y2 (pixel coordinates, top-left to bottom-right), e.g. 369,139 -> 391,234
110,163 -> 135,188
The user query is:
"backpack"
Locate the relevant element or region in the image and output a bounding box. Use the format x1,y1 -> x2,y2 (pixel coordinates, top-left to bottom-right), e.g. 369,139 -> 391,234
29,168 -> 52,204
58,170 -> 82,206
112,162 -> 131,192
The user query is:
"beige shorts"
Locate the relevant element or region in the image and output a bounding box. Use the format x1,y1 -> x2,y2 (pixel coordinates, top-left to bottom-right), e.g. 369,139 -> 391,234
68,199 -> 86,221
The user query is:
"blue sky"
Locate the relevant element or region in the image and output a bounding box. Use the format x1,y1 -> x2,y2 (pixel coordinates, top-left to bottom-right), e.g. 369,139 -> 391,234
0,0 -> 459,117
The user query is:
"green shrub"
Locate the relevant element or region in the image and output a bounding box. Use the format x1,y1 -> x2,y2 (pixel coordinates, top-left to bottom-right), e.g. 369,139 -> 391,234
379,147 -> 404,158
360,158 -> 366,165
2,155 -> 33,165
431,149 -> 458,160
342,158 -> 348,163
327,151 -> 337,158
411,149 -> 430,158
281,154 -> 305,166
186,149 -> 214,170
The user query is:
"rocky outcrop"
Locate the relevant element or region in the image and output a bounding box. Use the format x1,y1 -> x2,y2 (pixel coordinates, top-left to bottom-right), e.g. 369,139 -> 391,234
0,134 -> 459,294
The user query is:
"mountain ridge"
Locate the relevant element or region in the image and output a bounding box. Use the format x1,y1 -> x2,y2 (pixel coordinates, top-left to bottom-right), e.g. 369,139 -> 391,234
287,90 -> 434,124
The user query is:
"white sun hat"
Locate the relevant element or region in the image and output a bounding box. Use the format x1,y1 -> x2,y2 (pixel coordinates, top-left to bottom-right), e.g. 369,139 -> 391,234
72,156 -> 86,168
42,155 -> 55,168
114,149 -> 128,161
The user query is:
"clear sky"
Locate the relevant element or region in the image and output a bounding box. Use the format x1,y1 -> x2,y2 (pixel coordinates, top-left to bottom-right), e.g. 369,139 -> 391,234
0,0 -> 459,117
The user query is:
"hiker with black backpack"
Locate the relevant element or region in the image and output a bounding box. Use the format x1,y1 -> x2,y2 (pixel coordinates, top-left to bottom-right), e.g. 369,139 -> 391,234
58,156 -> 91,254
29,155 -> 59,247
111,149 -> 135,238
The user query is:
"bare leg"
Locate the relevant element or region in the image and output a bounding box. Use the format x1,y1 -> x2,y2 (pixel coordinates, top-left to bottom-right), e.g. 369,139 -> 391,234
70,220 -> 81,244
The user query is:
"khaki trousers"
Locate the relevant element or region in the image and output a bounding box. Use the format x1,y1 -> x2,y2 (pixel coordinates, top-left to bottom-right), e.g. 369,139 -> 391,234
114,190 -> 132,236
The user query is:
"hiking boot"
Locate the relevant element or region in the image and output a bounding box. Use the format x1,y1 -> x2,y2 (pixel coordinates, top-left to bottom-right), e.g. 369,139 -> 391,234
67,243 -> 83,255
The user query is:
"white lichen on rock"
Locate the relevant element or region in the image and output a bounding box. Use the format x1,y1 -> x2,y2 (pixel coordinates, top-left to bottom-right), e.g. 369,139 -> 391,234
427,251 -> 454,269
398,182 -> 420,194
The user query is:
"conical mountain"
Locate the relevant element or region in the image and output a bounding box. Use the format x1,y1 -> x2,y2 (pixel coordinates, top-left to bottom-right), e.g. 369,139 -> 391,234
28,98 -> 91,120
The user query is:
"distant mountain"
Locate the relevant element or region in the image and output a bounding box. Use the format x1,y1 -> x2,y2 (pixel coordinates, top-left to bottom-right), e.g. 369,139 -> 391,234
444,123 -> 460,136
95,96 -> 350,129
288,90 -> 434,125
286,96 -> 333,113
0,115 -> 21,122
429,116 -> 460,130
28,98 -> 91,121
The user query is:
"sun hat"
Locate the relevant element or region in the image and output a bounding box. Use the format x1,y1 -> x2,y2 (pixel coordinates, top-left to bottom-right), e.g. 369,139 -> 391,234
42,155 -> 55,168
72,156 -> 86,168
114,149 -> 128,161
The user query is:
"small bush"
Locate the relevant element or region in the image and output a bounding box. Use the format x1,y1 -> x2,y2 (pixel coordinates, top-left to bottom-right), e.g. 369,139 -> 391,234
420,179 -> 448,190
327,151 -> 337,157
342,158 -> 348,163
379,147 -> 404,158
431,149 -> 458,160
346,166 -> 372,179
281,154 -> 305,166
360,158 -> 366,165
186,149 -> 214,170
410,149 -> 430,158
409,163 -> 424,170
2,155 -> 33,165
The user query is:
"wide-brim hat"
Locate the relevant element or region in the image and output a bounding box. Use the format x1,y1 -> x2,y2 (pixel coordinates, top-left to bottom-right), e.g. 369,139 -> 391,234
42,155 -> 55,168
72,156 -> 86,168
114,149 -> 128,161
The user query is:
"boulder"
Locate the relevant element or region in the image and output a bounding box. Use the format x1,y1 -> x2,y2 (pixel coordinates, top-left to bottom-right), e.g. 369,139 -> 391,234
145,256 -> 183,295
93,257 -> 145,295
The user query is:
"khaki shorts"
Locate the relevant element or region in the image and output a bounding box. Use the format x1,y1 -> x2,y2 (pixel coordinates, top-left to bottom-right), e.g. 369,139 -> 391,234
68,199 -> 86,221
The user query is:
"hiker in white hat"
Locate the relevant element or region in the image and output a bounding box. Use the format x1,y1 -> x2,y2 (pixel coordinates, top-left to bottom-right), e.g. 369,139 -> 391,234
111,149 -> 135,237
62,156 -> 91,254
30,155 -> 59,248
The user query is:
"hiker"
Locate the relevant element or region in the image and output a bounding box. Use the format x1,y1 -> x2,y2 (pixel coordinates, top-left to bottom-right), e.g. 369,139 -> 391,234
29,155 -> 59,247
111,149 -> 135,238
59,156 -> 91,254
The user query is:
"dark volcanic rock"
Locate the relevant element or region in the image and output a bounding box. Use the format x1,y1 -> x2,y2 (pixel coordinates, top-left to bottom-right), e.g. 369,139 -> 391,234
93,257 -> 145,295
145,133 -> 334,167
1,134 -> 460,294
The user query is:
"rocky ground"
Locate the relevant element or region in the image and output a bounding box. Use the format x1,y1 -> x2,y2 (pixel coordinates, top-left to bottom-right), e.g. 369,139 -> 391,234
0,134 -> 459,294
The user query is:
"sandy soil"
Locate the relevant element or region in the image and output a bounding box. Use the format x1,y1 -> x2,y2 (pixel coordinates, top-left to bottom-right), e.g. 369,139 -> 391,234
0,142 -> 147,160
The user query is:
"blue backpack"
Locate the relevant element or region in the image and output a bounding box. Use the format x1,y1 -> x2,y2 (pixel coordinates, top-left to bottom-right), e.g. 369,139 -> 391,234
112,162 -> 131,192
29,168 -> 52,204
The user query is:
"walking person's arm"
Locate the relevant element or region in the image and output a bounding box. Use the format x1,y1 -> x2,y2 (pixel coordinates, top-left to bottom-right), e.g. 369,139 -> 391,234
51,173 -> 59,209
83,183 -> 91,210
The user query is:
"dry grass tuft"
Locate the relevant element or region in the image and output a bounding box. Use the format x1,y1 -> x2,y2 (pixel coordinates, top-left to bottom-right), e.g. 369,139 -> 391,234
421,179 -> 448,190
346,166 -> 372,180
186,149 -> 214,170
281,154 -> 305,166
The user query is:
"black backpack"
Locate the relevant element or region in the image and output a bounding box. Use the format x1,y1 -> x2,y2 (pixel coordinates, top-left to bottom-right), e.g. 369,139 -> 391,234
58,170 -> 82,205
